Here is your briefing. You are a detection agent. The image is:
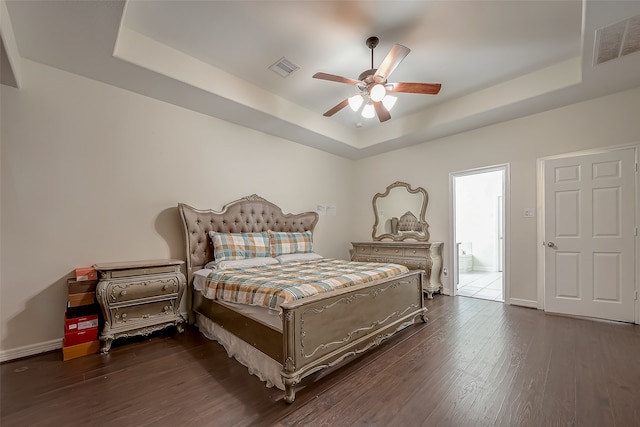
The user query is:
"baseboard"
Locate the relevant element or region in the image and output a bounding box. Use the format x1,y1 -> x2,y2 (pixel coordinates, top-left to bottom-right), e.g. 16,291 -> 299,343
0,338 -> 62,363
508,298 -> 538,309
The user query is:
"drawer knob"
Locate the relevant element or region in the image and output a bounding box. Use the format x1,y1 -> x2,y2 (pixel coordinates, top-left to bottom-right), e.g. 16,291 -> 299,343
121,313 -> 127,319
162,284 -> 169,291
412,250 -> 416,254
374,248 -> 379,252
143,314 -> 149,319
120,290 -> 127,296
395,249 -> 399,253
163,306 -> 169,312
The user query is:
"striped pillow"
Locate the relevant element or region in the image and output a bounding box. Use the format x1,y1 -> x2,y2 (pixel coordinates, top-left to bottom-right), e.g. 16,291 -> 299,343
209,232 -> 271,263
268,230 -> 313,257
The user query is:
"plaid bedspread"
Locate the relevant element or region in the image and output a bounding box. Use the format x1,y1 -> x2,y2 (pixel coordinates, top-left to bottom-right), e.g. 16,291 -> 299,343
205,258 -> 409,309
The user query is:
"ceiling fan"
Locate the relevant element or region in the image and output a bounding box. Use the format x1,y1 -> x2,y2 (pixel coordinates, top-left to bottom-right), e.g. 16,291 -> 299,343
313,36 -> 442,123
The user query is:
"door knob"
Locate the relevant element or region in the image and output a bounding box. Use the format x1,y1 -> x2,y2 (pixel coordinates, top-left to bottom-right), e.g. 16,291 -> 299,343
546,241 -> 555,248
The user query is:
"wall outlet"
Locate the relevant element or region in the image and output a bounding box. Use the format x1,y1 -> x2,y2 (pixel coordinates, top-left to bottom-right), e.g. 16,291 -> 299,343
523,208 -> 535,218
443,267 -> 448,277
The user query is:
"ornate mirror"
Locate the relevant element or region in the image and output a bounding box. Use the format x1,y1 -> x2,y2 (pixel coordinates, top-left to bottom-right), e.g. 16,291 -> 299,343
372,181 -> 430,241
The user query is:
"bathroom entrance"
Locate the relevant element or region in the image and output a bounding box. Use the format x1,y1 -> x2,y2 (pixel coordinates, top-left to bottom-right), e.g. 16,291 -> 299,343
451,165 -> 508,302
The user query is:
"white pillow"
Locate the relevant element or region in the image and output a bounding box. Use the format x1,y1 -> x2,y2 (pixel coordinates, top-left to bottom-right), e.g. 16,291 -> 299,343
205,257 -> 279,270
275,252 -> 324,264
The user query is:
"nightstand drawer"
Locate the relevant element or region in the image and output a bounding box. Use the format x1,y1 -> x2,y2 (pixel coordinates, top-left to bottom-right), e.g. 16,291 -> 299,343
109,265 -> 176,278
111,300 -> 175,325
106,276 -> 181,303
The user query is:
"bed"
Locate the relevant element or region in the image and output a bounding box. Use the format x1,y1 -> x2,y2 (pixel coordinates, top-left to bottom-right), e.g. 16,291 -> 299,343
178,194 -> 427,403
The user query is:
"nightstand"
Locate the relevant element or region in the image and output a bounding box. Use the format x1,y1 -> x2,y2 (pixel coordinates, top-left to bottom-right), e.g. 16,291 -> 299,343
94,259 -> 186,353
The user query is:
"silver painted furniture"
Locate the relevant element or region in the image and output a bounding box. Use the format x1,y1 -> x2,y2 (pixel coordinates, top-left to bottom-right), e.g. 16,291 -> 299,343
179,195 -> 426,403
94,259 -> 186,353
350,241 -> 444,299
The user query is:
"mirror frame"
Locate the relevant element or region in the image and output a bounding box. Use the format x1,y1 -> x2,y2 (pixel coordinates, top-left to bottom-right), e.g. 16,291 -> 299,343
372,181 -> 430,241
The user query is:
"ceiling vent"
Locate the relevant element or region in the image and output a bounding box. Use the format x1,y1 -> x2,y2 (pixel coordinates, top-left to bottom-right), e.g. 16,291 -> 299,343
268,57 -> 299,78
594,14 -> 640,65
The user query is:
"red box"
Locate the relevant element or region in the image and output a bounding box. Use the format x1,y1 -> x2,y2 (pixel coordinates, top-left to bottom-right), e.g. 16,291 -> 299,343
64,313 -> 99,333
64,326 -> 98,347
75,267 -> 97,281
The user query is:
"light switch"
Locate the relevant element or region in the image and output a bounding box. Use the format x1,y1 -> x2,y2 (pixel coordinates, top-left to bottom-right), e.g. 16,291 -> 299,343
523,208 -> 535,218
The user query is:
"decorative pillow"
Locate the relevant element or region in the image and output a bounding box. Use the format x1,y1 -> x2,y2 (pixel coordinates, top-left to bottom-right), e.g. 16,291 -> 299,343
268,230 -> 313,257
208,231 -> 271,263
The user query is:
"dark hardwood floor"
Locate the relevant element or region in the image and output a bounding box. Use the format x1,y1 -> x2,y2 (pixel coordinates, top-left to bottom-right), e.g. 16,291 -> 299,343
2,296 -> 639,427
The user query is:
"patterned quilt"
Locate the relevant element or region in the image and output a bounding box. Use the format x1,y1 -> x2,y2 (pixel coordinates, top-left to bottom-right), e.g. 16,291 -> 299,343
205,258 -> 409,310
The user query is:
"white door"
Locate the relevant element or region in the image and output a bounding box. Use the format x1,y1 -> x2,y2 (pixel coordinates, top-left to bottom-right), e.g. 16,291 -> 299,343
544,148 -> 636,322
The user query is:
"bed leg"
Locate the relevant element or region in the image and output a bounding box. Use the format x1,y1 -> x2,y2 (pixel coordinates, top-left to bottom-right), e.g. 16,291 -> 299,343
282,376 -> 299,404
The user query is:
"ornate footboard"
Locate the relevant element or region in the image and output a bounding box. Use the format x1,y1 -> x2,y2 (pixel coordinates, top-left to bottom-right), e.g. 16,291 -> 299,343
280,270 -> 426,403
178,196 -> 427,403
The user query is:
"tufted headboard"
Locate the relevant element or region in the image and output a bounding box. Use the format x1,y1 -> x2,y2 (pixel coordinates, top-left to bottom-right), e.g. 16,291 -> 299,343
178,194 -> 319,285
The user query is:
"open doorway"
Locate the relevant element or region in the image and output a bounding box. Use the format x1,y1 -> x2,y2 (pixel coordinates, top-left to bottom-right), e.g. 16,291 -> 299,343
451,165 -> 508,302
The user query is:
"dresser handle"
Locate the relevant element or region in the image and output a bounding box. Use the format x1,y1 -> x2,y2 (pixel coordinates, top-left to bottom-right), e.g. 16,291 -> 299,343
162,284 -> 169,291
120,290 -> 127,296
142,314 -> 149,319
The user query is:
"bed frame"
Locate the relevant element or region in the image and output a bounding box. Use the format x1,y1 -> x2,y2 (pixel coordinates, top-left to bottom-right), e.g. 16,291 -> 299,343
178,194 -> 427,403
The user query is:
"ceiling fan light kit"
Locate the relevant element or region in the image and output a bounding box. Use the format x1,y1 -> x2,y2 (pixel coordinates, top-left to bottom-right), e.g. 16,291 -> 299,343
313,36 -> 442,123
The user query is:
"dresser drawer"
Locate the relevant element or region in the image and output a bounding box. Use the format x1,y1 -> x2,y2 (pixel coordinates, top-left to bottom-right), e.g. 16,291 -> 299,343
111,300 -> 176,325
403,247 -> 429,258
106,275 -> 181,303
388,258 -> 428,270
354,255 -> 387,264
353,245 -> 371,255
371,246 -> 403,256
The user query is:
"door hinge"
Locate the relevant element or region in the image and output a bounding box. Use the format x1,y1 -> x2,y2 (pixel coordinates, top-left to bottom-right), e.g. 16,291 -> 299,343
635,291 -> 638,301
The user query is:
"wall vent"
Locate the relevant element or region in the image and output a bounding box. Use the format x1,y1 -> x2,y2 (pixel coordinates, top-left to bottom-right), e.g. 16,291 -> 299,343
268,57 -> 299,78
594,14 -> 640,65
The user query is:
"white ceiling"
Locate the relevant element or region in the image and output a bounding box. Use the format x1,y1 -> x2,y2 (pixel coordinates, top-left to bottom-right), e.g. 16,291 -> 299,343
3,0 -> 640,159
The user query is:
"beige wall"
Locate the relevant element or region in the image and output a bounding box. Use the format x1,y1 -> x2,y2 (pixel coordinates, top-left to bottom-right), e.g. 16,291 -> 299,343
2,58 -> 639,358
0,60 -> 353,354
351,86 -> 640,305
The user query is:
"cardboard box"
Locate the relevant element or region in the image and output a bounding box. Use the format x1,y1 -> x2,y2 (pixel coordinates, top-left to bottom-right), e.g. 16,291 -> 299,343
64,313 -> 99,333
75,267 -> 97,281
68,278 -> 98,294
63,340 -> 100,361
68,292 -> 95,307
66,303 -> 99,319
64,326 -> 98,347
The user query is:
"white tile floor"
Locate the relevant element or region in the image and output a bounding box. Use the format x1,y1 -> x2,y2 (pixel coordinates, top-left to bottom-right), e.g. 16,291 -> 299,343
457,271 -> 504,302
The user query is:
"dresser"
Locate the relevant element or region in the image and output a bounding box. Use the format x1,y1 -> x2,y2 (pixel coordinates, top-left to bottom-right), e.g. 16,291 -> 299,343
351,241 -> 443,299
94,259 -> 186,353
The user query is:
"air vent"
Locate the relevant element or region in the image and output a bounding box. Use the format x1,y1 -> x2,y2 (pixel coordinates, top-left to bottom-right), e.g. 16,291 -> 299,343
268,57 -> 299,78
594,14 -> 640,65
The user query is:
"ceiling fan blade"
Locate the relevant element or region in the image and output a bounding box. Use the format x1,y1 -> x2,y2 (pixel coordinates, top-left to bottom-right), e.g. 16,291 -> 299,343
323,99 -> 349,117
313,72 -> 361,86
373,44 -> 411,83
373,101 -> 391,122
387,82 -> 442,95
